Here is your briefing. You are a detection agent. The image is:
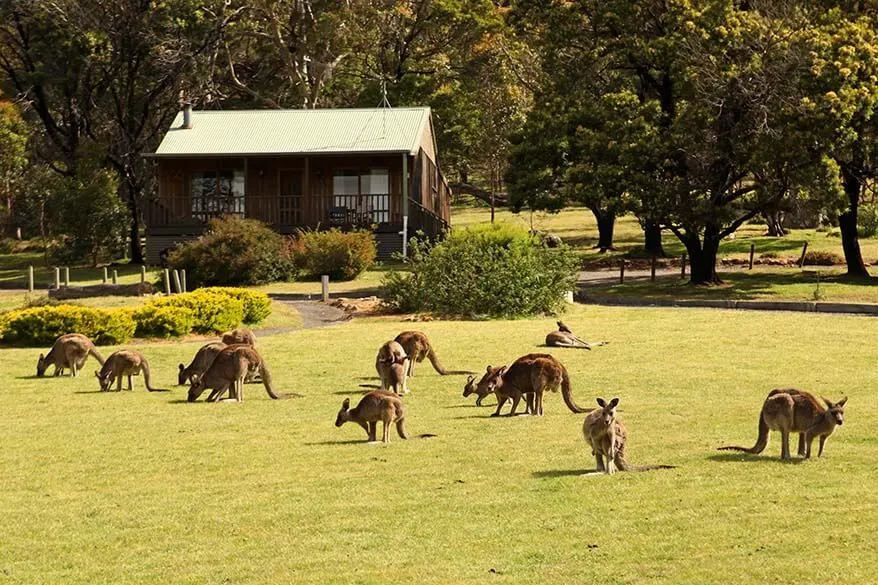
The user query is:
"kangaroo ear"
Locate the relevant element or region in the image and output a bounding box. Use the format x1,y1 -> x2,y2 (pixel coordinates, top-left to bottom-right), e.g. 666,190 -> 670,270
596,398 -> 607,407
467,375 -> 475,383
822,396 -> 835,408
486,365 -> 492,373
497,366 -> 507,377
342,398 -> 350,410
837,396 -> 848,408
178,364 -> 184,372
609,397 -> 620,408
38,353 -> 45,360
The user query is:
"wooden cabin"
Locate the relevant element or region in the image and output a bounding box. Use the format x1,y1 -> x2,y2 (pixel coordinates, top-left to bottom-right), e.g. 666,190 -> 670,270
146,107 -> 451,264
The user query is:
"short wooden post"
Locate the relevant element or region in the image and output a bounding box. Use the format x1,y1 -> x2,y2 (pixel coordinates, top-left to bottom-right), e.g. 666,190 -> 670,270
799,242 -> 809,268
140,265 -> 146,284
749,243 -> 755,270
27,266 -> 34,292
103,267 -> 108,284
54,267 -> 60,289
650,255 -> 657,281
112,270 -> 118,285
63,267 -> 70,287
173,269 -> 183,294
680,254 -> 687,279
619,259 -> 626,284
180,269 -> 187,293
321,274 -> 330,302
163,269 -> 171,295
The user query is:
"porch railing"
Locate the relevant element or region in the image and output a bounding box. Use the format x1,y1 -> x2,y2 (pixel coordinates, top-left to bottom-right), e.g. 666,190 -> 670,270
408,199 -> 449,240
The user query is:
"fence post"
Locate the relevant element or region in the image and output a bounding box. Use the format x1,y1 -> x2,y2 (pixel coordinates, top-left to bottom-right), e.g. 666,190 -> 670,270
180,269 -> 187,293
173,269 -> 183,294
163,269 -> 171,295
650,255 -> 657,281
321,275 -> 330,302
680,254 -> 687,279
799,242 -> 809,268
54,267 -> 60,289
140,265 -> 146,284
103,267 -> 108,284
27,266 -> 34,293
619,259 -> 626,284
112,270 -> 118,285
63,267 -> 70,287
749,243 -> 755,270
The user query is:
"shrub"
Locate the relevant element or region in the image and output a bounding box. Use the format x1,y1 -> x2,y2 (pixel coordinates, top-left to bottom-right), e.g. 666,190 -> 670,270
380,224 -> 579,318
199,287 -> 271,324
145,290 -> 244,333
802,250 -> 843,266
0,305 -> 135,346
292,228 -> 376,281
166,217 -> 297,286
132,305 -> 195,338
858,203 -> 878,238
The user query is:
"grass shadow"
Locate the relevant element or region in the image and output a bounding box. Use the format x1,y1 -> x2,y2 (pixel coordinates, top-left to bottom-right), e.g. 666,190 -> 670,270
707,453 -> 806,464
72,390 -> 105,394
303,439 -> 373,446
532,469 -> 600,478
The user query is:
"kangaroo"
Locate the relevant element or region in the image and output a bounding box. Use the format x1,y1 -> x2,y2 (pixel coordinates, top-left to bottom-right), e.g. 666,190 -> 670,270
188,345 -> 284,403
94,350 -> 159,392
718,389 -> 847,460
37,333 -> 105,377
335,391 -> 408,443
475,353 -> 587,416
375,340 -> 409,394
462,374 -> 493,406
394,331 -> 446,377
221,327 -> 256,346
583,397 -> 675,474
546,320 -> 607,349
178,341 -> 227,385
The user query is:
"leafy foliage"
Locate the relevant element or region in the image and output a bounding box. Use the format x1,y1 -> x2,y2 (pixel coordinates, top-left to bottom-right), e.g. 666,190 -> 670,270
198,287 -> 272,324
380,224 -> 579,318
0,305 -> 135,346
145,291 -> 245,334
292,228 -> 377,281
131,305 -> 196,339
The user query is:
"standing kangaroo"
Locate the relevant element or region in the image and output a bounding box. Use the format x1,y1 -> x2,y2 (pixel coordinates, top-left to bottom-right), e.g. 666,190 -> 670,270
178,341 -> 227,385
375,340 -> 409,394
718,388 -> 847,460
335,391 -> 408,443
37,333 -> 105,377
462,374 -> 493,406
394,331 -> 446,377
94,350 -> 159,392
188,345 -> 284,403
221,327 -> 256,346
582,397 -> 674,474
475,353 -> 587,416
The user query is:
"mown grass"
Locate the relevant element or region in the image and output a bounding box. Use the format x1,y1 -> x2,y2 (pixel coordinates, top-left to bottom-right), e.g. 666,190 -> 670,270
1,304 -> 875,584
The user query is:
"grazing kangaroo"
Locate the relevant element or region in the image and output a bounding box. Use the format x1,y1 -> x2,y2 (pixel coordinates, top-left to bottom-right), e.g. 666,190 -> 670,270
463,374 -> 493,406
476,353 -> 587,416
188,345 -> 283,403
221,327 -> 256,346
718,388 -> 847,460
335,391 -> 408,443
394,331 -> 447,377
375,340 -> 409,394
582,397 -> 675,474
94,350 -> 159,392
37,333 -> 105,377
178,341 -> 227,385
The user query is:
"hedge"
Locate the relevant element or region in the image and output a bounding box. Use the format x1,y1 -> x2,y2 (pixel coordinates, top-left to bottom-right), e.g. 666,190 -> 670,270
0,305 -> 136,346
132,305 -> 196,338
198,287 -> 272,324
145,290 -> 245,334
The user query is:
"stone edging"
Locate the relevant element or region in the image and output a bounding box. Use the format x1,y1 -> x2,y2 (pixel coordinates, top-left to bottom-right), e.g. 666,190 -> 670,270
577,294 -> 878,316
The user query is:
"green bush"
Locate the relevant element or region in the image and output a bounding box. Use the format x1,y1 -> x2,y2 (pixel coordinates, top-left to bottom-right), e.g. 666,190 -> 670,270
132,305 -> 196,338
199,287 -> 271,324
0,305 -> 135,346
292,228 -> 376,281
146,290 -> 244,333
858,203 -> 878,238
167,217 -> 297,286
803,250 -> 843,266
380,224 -> 579,318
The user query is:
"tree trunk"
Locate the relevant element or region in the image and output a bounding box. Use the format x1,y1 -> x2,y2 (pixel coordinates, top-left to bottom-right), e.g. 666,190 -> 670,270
764,211 -> 786,237
839,166 -> 868,278
121,180 -> 144,264
643,220 -> 665,257
681,229 -> 721,285
589,206 -> 616,252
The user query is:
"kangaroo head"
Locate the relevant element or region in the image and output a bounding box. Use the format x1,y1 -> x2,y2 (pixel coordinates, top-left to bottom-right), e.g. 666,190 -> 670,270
463,375 -> 477,397
177,363 -> 189,386
187,378 -> 207,402
335,398 -> 351,427
595,397 -> 620,426
36,353 -> 48,377
95,370 -> 112,392
476,365 -> 507,396
822,396 -> 847,426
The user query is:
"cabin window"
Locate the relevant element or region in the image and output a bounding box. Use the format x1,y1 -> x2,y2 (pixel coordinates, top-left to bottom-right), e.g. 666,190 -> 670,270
190,170 -> 245,221
332,168 -> 390,224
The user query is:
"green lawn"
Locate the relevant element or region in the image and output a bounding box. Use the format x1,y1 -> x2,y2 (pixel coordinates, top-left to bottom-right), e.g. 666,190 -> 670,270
1,304 -> 875,584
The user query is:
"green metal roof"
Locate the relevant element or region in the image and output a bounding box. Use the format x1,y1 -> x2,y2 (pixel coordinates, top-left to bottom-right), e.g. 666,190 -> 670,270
153,107 -> 432,157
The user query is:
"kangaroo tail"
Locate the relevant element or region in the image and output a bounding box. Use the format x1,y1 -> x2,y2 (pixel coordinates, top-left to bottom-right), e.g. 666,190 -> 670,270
718,415 -> 769,454
90,346 -> 106,365
259,362 -> 282,399
426,347 -> 447,375
560,366 -> 588,413
142,358 -> 157,391
396,417 -> 409,439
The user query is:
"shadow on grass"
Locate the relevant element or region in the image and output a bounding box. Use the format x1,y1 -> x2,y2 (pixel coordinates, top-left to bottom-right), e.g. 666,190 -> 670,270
72,390 -> 104,394
532,469 -> 601,478
707,453 -> 806,464
16,375 -> 50,380
304,439 -> 372,446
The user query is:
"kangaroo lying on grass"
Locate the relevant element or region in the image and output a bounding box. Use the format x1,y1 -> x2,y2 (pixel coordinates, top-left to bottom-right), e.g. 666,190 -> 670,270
37,333 -> 105,377
394,331 -> 446,377
376,340 -> 409,394
718,388 -> 847,460
188,345 -> 291,402
475,353 -> 587,416
463,375 -> 493,406
178,341 -> 227,385
221,327 -> 256,346
583,397 -> 675,474
545,321 -> 608,350
335,391 -> 408,443
95,350 -> 161,392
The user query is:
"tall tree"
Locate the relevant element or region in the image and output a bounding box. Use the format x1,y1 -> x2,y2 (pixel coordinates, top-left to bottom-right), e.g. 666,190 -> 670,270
0,95 -> 28,236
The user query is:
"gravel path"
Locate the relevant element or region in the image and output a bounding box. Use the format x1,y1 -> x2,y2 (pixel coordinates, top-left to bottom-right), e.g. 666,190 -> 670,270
254,300 -> 350,338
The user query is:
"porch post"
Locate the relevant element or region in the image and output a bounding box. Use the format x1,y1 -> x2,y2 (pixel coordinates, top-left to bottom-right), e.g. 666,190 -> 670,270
304,156 -> 310,226
243,156 -> 249,218
401,153 -> 409,258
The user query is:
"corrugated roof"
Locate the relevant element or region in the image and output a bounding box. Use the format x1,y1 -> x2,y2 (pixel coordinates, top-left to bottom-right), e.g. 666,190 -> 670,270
153,107 -> 432,157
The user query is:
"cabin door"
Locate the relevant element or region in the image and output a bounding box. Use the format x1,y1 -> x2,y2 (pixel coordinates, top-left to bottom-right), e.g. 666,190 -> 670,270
279,170 -> 303,225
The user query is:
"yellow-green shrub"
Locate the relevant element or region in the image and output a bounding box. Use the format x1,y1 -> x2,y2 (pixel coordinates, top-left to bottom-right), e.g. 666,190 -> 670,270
199,287 -> 271,324
132,305 -> 196,338
146,290 -> 244,333
0,305 -> 136,346
292,228 -> 376,281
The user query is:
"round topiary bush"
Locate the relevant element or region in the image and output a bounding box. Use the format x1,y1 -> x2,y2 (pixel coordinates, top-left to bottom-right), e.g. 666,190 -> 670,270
292,228 -> 377,281
380,224 -> 580,318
